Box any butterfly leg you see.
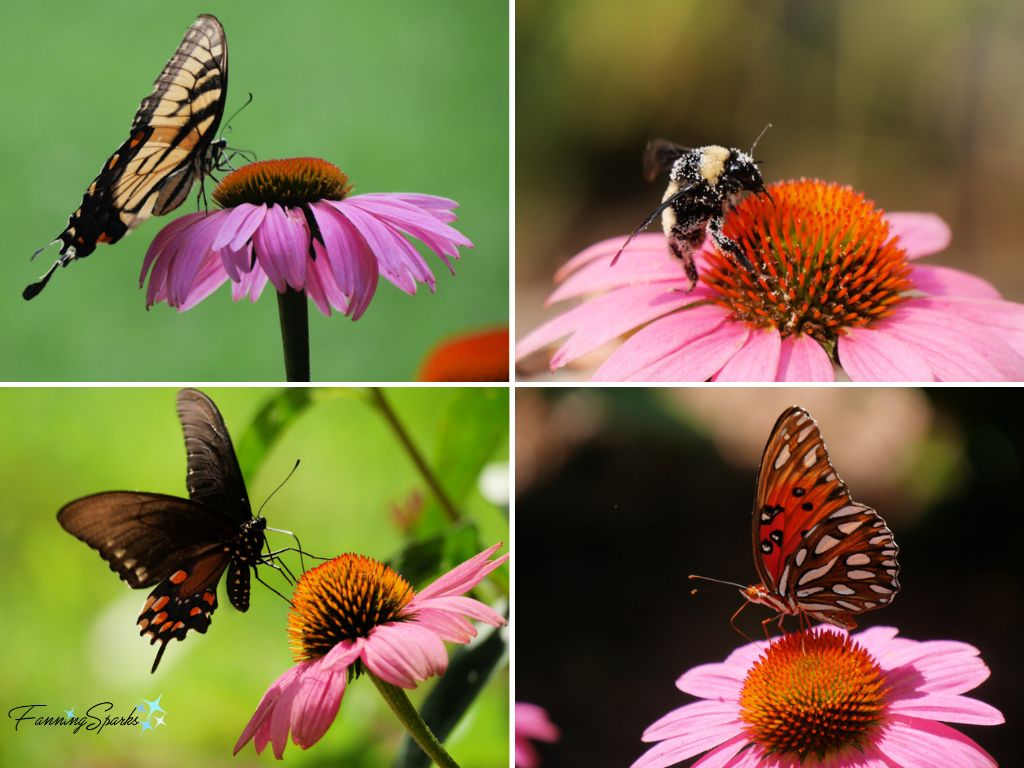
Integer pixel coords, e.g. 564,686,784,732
252,569,294,608
728,601,756,645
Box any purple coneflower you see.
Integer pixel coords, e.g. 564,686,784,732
234,544,507,762
633,626,1002,768
515,702,560,768
517,179,1024,381
142,157,472,380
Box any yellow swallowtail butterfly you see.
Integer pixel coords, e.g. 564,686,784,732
25,14,229,300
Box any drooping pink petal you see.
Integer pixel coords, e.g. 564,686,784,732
166,213,224,307
712,327,782,381
592,305,731,381
212,202,266,252
910,265,1002,300
776,333,835,381
359,192,461,224
886,212,952,258
837,326,934,381
309,202,379,319
875,717,998,768
253,204,311,291
515,703,560,741
178,250,229,311
517,285,697,368
288,663,348,749
234,662,305,755
914,296,1024,355
249,204,293,292
361,621,449,688
879,640,991,696
140,211,207,288
328,200,419,294
345,195,473,257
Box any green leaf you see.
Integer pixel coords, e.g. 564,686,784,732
393,622,508,768
414,389,508,537
235,388,316,479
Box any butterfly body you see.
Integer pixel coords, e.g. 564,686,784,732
740,406,900,630
58,389,267,672
25,14,228,300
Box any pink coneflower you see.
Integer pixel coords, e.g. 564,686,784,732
633,626,1003,768
234,544,507,761
515,702,560,768
517,179,1024,381
142,157,471,318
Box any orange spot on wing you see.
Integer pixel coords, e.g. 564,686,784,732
189,607,202,617
129,132,144,148
202,592,215,605
170,570,188,584
142,596,155,612
152,612,168,624
96,233,113,244
172,621,185,630
107,154,119,170
138,619,150,629
159,622,174,633
152,596,170,611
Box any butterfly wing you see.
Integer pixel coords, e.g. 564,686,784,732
57,491,237,588
138,548,230,672
753,407,900,628
176,388,251,523
24,14,228,300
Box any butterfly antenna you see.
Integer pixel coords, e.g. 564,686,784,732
688,574,748,594
222,91,254,135
257,460,301,520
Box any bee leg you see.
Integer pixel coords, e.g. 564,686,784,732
708,218,755,274
667,238,699,292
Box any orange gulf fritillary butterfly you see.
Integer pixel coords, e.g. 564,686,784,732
723,406,901,630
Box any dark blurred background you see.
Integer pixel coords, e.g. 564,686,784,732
515,387,1022,767
516,1,1024,337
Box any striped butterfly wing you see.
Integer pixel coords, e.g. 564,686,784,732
24,14,227,300
752,407,900,629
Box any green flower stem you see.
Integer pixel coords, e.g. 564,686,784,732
370,674,461,768
369,388,461,523
277,288,310,382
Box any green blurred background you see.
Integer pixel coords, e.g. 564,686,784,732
517,0,1024,336
0,387,508,767
516,387,1022,766
3,1,508,381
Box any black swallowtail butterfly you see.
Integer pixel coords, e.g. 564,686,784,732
58,388,269,673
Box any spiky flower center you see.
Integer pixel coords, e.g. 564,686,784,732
214,157,353,208
738,629,889,760
704,179,914,352
287,554,414,662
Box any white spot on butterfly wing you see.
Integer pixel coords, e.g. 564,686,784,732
803,447,818,468
832,584,855,595
794,548,808,567
847,570,875,580
774,445,791,470
846,554,870,566
837,520,863,534
797,556,839,586
814,535,841,555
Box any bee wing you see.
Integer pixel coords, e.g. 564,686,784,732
643,139,690,182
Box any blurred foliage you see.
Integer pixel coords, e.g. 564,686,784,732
516,387,1022,767
0,387,508,767
517,0,1024,332
3,0,507,381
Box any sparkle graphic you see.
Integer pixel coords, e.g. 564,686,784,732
63,708,75,719
137,694,168,734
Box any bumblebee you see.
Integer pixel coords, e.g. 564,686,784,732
612,128,772,290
